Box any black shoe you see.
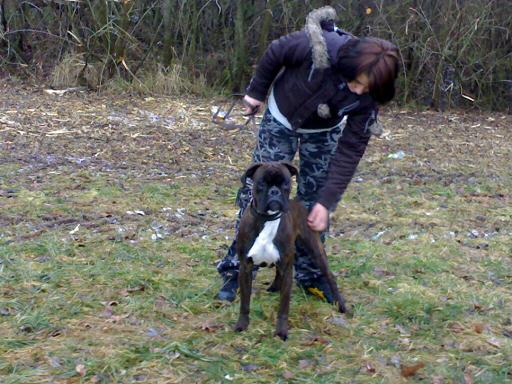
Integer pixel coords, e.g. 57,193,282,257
215,272,238,302
298,276,335,304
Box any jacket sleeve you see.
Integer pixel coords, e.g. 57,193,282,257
246,31,310,101
316,108,377,211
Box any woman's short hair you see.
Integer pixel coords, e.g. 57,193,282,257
335,37,400,104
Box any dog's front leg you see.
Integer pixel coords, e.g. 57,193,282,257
275,256,293,341
234,258,253,332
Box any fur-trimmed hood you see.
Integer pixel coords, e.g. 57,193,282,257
305,6,337,69
303,7,381,136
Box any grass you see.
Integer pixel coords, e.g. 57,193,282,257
2,177,510,383
1,85,511,383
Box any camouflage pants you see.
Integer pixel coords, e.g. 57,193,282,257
217,109,343,283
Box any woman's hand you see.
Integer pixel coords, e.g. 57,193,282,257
243,95,264,115
307,203,329,232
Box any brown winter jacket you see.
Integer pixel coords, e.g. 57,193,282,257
246,6,379,211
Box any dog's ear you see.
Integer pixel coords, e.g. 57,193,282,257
281,162,298,178
241,163,263,184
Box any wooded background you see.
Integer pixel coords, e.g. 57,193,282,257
0,0,510,110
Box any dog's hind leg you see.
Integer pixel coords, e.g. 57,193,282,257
235,258,253,332
267,266,282,292
301,233,347,313
318,253,347,313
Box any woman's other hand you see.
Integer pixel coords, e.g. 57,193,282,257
307,203,329,232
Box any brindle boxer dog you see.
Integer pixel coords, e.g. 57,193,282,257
234,162,346,340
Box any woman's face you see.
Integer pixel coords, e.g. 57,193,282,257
347,73,370,95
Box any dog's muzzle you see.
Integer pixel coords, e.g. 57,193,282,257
266,186,284,212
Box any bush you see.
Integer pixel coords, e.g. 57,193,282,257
1,0,510,109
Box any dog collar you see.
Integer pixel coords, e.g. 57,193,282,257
250,201,282,221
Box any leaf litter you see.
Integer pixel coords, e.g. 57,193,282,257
1,81,511,382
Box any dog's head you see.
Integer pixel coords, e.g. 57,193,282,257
241,162,298,215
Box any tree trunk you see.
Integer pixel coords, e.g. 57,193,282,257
162,0,174,67
186,0,198,67
233,0,248,91
113,0,131,78
3,0,26,62
257,0,274,58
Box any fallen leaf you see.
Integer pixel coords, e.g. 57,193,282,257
283,370,294,379
473,322,485,334
448,322,465,333
389,354,401,368
241,364,258,372
107,314,129,323
463,366,474,384
127,285,146,293
20,325,33,333
100,306,113,318
75,364,86,377
486,337,501,348
400,362,425,377
302,335,329,346
200,321,223,333
299,359,312,369
365,361,376,373
431,375,444,384
395,324,409,335
48,328,63,337
119,284,146,297
80,322,92,329
47,356,62,368
373,267,394,277
69,224,80,234
146,328,161,337
328,314,349,328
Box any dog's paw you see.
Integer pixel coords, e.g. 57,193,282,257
274,329,288,341
338,301,347,313
234,320,249,332
337,301,354,318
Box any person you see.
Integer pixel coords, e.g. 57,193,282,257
216,6,400,303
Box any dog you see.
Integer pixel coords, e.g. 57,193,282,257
234,162,346,340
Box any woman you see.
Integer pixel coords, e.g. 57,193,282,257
216,6,400,302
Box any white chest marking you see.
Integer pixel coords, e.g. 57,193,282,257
248,219,281,266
